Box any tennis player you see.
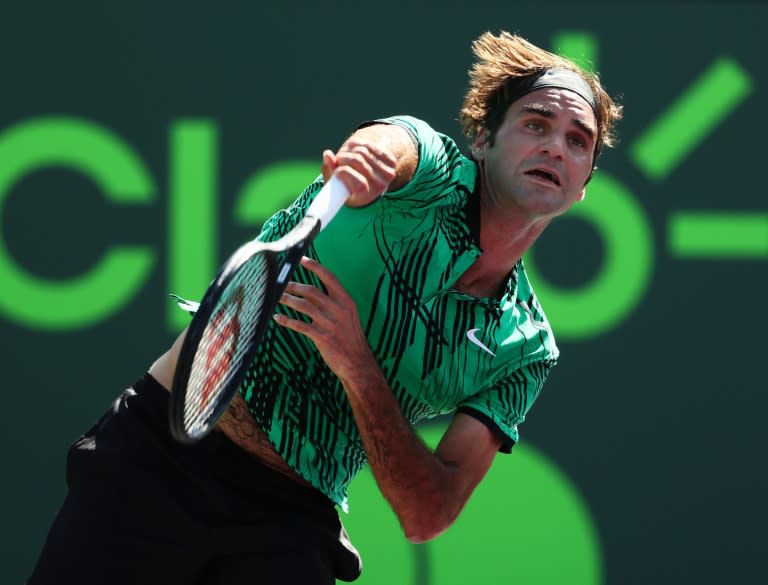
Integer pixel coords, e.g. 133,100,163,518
29,31,622,584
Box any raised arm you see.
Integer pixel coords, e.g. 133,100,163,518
320,123,419,207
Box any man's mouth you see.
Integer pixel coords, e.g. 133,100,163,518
524,169,561,186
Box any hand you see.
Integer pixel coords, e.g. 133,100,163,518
321,136,397,205
273,256,376,386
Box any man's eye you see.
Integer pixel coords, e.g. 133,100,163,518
569,135,586,148
526,121,543,131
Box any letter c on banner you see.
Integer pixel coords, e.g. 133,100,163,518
0,118,155,330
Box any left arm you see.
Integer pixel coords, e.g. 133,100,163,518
274,257,503,542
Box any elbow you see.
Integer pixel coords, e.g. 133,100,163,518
406,531,440,545
397,474,468,543
403,509,456,544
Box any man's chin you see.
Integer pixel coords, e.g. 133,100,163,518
522,193,570,218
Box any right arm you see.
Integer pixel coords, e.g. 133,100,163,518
321,122,419,207
149,122,417,386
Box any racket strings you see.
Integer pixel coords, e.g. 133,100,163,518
183,254,272,438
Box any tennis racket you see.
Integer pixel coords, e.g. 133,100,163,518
168,174,350,444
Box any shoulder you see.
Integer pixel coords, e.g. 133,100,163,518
362,115,461,160
362,116,473,203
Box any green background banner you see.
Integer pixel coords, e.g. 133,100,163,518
2,1,766,583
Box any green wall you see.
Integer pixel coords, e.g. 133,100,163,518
2,1,766,583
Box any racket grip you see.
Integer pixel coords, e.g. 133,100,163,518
306,174,351,230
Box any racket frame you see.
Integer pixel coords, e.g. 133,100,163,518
169,175,349,444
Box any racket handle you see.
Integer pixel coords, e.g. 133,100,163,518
306,174,351,230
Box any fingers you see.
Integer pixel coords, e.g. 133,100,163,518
272,257,370,383
273,279,337,335
341,139,397,174
320,150,337,183
276,289,332,328
281,282,328,312
296,256,347,298
273,258,351,329
272,308,314,336
329,139,397,198
272,278,330,337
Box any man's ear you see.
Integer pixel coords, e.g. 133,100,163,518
471,128,489,160
576,187,587,202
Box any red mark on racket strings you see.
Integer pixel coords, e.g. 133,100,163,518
199,287,244,410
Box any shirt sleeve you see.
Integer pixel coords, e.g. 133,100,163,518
457,359,555,453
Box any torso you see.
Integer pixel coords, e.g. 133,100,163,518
148,333,312,488
232,116,557,507
151,116,557,508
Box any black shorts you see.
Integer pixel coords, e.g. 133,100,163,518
27,373,362,585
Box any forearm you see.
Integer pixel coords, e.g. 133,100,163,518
339,361,461,543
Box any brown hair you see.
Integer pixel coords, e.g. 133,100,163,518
460,31,623,162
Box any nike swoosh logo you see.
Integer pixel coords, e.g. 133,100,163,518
466,328,496,357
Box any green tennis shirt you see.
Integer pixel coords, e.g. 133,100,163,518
240,115,559,510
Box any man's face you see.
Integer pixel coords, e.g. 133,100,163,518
474,87,597,220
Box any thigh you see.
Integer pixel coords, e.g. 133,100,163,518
201,550,335,585
28,479,208,585
202,512,361,584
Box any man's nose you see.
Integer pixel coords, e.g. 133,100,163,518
539,134,566,159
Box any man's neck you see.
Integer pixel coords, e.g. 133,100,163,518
453,215,548,298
